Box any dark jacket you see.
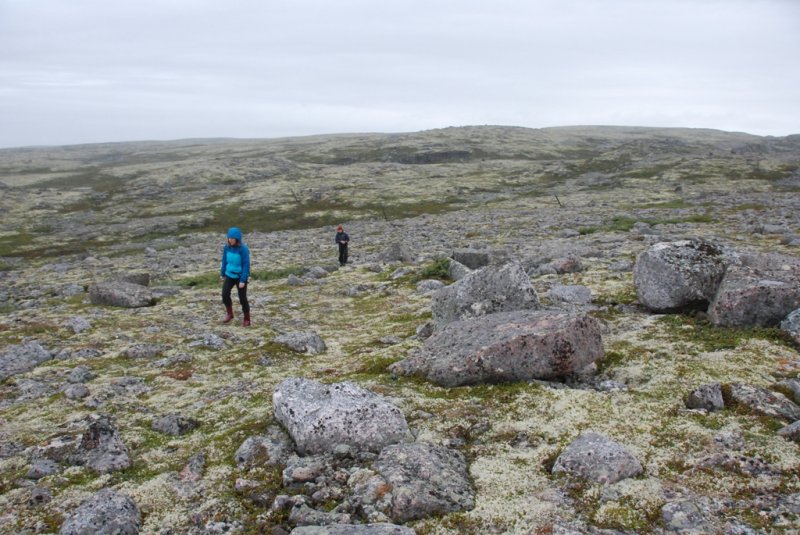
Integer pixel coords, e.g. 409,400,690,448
335,231,349,245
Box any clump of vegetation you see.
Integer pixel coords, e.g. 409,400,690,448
416,258,451,281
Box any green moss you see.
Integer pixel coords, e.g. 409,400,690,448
656,315,793,352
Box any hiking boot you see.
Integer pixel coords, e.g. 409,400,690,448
222,305,234,324
242,312,251,327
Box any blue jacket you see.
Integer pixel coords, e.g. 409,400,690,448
221,243,250,283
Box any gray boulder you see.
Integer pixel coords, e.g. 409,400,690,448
633,239,726,312
380,242,414,263
63,316,92,334
778,421,800,443
125,344,165,359
291,525,415,535
447,259,472,281
389,310,604,387
661,500,713,533
451,248,491,269
686,383,724,412
273,378,410,455
71,417,131,473
726,383,800,422
416,279,445,294
777,378,800,404
374,442,474,522
552,432,643,484
780,309,800,345
151,413,199,436
431,261,540,330
234,426,293,469
89,281,155,308
548,284,593,305
68,365,95,384
274,332,326,354
59,488,141,535
64,384,90,400
708,265,800,327
0,341,52,382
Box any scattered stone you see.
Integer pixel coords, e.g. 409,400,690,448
71,416,131,473
379,336,402,345
89,280,155,308
306,266,329,279
273,378,410,455
64,384,90,400
552,432,643,484
686,383,724,412
68,365,95,384
416,279,445,294
726,383,800,422
380,243,414,263
633,239,727,312
548,284,592,305
430,261,540,329
282,455,327,486
58,488,141,535
152,413,199,436
290,525,415,535
188,333,226,350
288,274,305,286
697,452,775,476
26,460,59,479
234,427,294,469
288,504,351,527
549,256,583,274
374,442,474,522
0,341,52,382
451,248,490,269
661,499,713,533
777,378,800,404
63,316,92,334
274,332,326,354
390,310,604,387
777,421,800,443
125,344,165,359
780,309,800,345
609,260,633,272
179,452,205,482
29,486,53,507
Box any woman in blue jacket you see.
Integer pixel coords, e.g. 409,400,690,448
220,227,251,326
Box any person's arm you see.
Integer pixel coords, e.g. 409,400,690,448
239,245,250,284
220,246,227,278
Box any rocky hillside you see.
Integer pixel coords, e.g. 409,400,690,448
1,126,800,534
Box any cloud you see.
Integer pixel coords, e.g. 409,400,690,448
1,0,798,147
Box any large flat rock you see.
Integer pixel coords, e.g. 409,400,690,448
273,378,410,455
389,310,604,387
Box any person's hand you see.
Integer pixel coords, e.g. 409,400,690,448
220,276,225,281
239,282,246,289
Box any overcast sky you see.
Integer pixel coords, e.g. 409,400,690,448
1,0,798,148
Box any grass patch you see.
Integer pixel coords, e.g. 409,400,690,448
655,315,792,352
175,266,305,288
415,258,451,281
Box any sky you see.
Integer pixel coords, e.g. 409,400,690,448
1,0,799,148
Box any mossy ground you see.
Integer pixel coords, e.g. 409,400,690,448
2,128,800,533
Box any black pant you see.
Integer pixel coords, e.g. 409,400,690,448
338,243,348,265
222,276,249,313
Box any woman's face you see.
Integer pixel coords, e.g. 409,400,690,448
227,237,237,246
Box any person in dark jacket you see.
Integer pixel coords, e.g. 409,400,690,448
335,224,349,266
220,227,251,326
